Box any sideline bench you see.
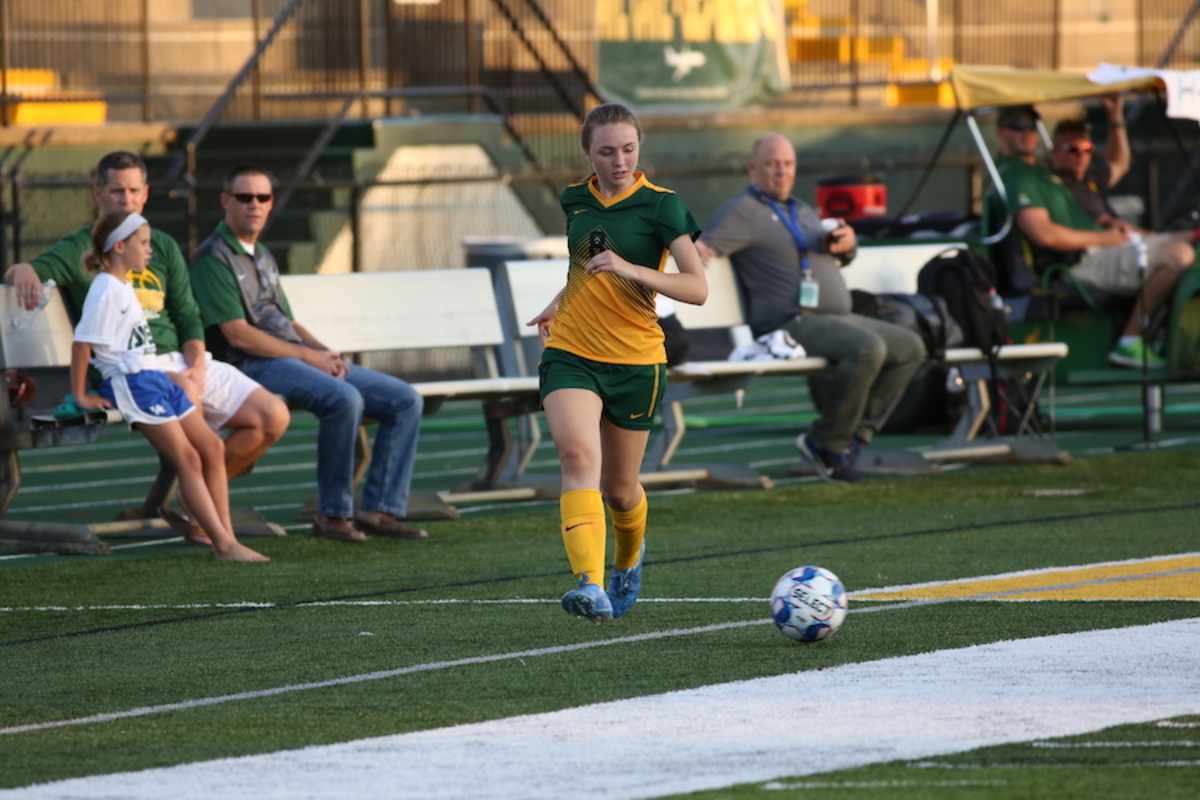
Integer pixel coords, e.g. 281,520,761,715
0,269,545,555
494,248,1070,483
278,269,541,503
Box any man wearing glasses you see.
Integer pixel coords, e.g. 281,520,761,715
5,152,290,542
995,104,1193,368
1048,94,1131,230
190,164,428,543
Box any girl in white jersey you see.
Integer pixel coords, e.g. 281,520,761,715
71,211,269,562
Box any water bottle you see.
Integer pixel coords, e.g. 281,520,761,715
12,279,56,330
1130,231,1149,272
945,366,967,426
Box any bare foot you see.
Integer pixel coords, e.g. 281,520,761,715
213,542,271,562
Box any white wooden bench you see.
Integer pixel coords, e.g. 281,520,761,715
496,247,1070,479
278,269,542,503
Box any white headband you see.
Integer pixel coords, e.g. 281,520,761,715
103,213,148,254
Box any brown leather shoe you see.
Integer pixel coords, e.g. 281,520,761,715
354,510,429,540
313,515,367,543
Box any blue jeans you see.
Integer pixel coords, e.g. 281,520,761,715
238,357,423,518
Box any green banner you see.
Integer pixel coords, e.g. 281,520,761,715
596,0,789,109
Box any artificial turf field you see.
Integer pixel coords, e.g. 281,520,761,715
1,377,1198,798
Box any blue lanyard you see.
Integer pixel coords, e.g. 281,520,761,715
755,186,811,275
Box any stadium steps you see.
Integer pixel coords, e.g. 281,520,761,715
144,119,375,273
145,115,552,274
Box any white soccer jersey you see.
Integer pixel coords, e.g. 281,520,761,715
74,272,156,380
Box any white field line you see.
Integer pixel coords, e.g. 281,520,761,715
0,617,778,736
7,549,1199,601
0,601,920,737
4,595,1199,613
0,598,769,611
2,618,1196,800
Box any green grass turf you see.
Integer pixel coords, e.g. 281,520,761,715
1,445,1199,791
2,372,1199,793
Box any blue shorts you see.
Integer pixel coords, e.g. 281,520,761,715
99,370,195,428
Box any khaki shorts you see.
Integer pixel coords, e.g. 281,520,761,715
1075,233,1176,295
538,348,665,431
143,351,262,431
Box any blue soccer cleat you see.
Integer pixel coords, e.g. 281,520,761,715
608,541,645,618
561,576,613,623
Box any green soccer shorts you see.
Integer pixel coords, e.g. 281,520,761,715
538,348,666,431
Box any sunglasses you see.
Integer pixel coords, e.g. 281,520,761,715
1055,142,1094,155
1004,120,1038,132
230,193,273,204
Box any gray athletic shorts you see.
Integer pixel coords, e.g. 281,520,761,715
144,351,261,431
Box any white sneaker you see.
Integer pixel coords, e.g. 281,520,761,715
756,329,806,359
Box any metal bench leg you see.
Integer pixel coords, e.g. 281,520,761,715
115,453,179,522
475,403,517,489
0,450,19,519
643,400,686,470
513,412,541,476
950,377,991,443
353,423,372,490
658,400,687,467
472,397,542,489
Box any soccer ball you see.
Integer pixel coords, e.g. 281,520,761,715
769,565,848,643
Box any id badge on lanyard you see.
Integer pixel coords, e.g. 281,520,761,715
799,272,819,308
764,192,819,309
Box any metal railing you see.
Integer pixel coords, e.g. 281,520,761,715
2,2,1199,128
3,1,1200,272
0,153,986,271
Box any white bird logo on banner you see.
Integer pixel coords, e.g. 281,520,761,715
664,45,706,81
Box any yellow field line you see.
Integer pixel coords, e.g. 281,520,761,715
854,553,1200,602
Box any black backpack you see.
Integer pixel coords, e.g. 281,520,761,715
849,290,964,360
917,247,1008,353
918,247,1044,436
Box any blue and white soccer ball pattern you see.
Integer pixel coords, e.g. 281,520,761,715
769,565,848,643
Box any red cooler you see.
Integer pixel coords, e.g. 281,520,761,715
815,174,887,220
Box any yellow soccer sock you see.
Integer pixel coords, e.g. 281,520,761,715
560,489,606,586
609,487,647,572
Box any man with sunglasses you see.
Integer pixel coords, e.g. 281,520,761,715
996,105,1193,368
190,164,428,543
5,152,290,542
1049,95,1131,229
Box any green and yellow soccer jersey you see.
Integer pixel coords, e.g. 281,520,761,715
546,172,699,365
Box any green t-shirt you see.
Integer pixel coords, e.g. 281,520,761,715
29,225,204,356
997,154,1101,269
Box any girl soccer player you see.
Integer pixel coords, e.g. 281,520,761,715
70,211,269,562
527,104,707,621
